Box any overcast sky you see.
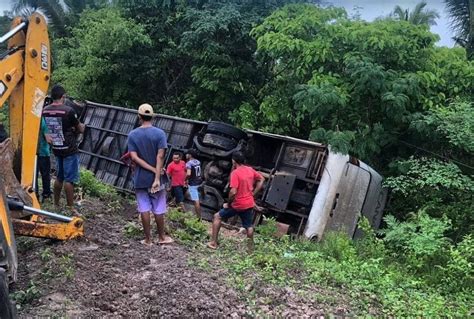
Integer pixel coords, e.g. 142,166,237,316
1,0,454,46
329,0,454,47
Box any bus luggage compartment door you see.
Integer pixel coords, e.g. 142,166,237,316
325,163,370,238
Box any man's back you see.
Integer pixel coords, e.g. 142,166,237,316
128,126,167,189
42,103,79,157
230,165,262,211
186,159,202,186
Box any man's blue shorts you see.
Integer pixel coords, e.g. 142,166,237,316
56,153,79,184
188,185,200,201
219,207,254,229
171,186,185,203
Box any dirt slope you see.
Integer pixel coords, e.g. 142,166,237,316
12,199,352,318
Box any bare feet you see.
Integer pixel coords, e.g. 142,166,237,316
158,236,174,245
140,239,152,246
207,242,218,250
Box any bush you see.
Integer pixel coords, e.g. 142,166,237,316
440,234,474,293
124,221,142,239
167,209,207,244
209,211,473,316
79,169,119,201
381,211,451,271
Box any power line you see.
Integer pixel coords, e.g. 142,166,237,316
399,140,474,170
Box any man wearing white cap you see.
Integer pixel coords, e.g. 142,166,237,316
127,103,173,245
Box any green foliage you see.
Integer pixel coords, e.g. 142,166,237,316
444,0,473,59
167,209,207,243
439,234,474,293
123,221,142,239
53,7,152,105
21,2,473,314
422,101,474,153
205,213,473,316
385,157,474,195
248,4,458,160
255,217,278,237
389,1,440,26
39,247,53,262
58,253,75,279
11,281,40,306
382,212,451,270
385,158,474,239
78,169,119,201
0,105,8,134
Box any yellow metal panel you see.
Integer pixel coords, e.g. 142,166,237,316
0,51,24,107
12,217,84,240
6,17,26,164
20,13,51,188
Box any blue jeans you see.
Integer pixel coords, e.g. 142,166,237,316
56,153,79,184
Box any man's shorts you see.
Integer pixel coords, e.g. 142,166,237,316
219,207,254,229
56,153,79,184
136,189,167,215
171,186,185,203
188,185,200,201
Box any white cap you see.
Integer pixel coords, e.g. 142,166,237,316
138,103,154,116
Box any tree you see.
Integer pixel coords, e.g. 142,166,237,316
12,0,67,35
11,0,107,36
444,0,473,59
52,8,152,105
248,4,474,240
0,12,13,50
391,1,440,26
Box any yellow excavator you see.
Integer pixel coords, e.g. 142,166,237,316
0,13,84,317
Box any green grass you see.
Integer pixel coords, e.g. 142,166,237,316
123,221,142,239
11,280,40,307
78,169,120,201
167,210,473,316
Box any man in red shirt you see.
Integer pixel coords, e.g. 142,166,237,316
166,153,186,211
208,151,264,250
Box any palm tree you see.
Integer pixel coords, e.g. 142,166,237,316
11,0,106,36
444,0,473,59
391,1,440,26
12,0,67,35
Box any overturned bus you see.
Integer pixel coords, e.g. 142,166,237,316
77,101,387,240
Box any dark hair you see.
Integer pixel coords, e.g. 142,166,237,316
172,152,181,157
51,84,66,101
186,149,198,158
232,151,245,164
139,114,152,122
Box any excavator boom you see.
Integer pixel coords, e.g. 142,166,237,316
0,14,84,308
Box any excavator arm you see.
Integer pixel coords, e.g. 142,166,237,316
0,13,84,290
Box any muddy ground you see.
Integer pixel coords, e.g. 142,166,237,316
12,199,354,318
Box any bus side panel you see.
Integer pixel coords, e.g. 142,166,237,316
303,151,348,240
353,163,388,238
324,163,371,237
